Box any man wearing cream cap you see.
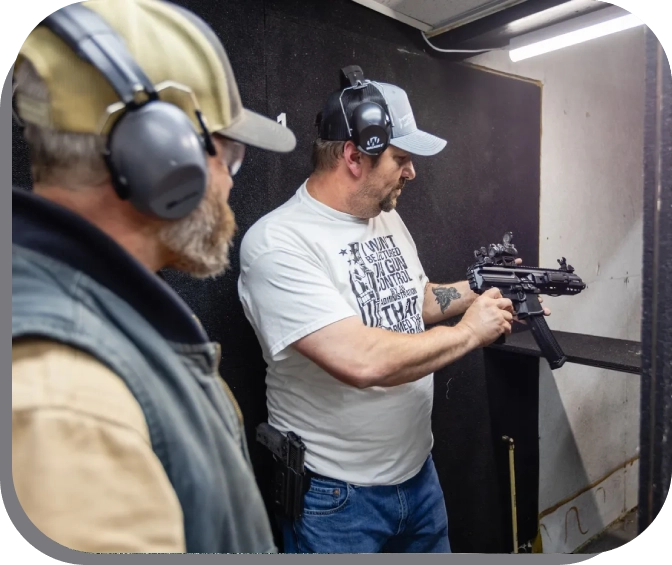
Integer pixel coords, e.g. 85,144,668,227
12,0,295,554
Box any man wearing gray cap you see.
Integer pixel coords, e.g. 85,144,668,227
238,66,518,553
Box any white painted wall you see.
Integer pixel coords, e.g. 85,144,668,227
469,25,646,553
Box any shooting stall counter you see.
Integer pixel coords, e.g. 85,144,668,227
489,331,641,375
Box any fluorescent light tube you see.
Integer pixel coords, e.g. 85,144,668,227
509,7,645,62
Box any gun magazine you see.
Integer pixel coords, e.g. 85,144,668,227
528,315,567,369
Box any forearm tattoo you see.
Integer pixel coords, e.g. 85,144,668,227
432,286,462,314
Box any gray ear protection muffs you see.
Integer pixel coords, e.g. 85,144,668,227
39,3,216,220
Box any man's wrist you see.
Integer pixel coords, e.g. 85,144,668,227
454,321,480,351
464,288,478,306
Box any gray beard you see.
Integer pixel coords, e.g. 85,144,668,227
158,184,237,279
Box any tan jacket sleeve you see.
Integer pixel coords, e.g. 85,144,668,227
12,339,186,553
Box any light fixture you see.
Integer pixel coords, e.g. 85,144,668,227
508,5,645,62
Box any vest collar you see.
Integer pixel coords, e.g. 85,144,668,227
13,188,209,345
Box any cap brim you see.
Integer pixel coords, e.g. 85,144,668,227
390,130,447,156
219,108,297,152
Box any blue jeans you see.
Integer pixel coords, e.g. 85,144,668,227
280,454,451,553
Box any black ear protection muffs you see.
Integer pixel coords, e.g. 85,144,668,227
38,3,216,220
338,66,392,156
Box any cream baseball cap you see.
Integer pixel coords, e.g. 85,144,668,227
14,0,296,152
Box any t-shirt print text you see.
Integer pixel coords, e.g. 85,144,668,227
339,235,424,334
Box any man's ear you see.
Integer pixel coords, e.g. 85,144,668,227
343,140,364,179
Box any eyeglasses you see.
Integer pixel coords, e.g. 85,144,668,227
213,135,246,177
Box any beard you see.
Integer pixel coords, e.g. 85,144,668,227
379,178,407,212
158,175,237,279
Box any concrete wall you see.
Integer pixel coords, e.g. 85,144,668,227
469,25,646,553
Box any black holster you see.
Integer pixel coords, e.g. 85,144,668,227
256,423,311,519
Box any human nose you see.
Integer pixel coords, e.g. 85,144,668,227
403,161,416,181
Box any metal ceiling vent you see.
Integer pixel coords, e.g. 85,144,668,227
351,0,530,35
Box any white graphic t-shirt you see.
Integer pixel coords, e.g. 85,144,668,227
238,180,434,486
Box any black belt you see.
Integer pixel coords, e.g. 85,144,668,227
304,467,342,483
304,467,320,482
